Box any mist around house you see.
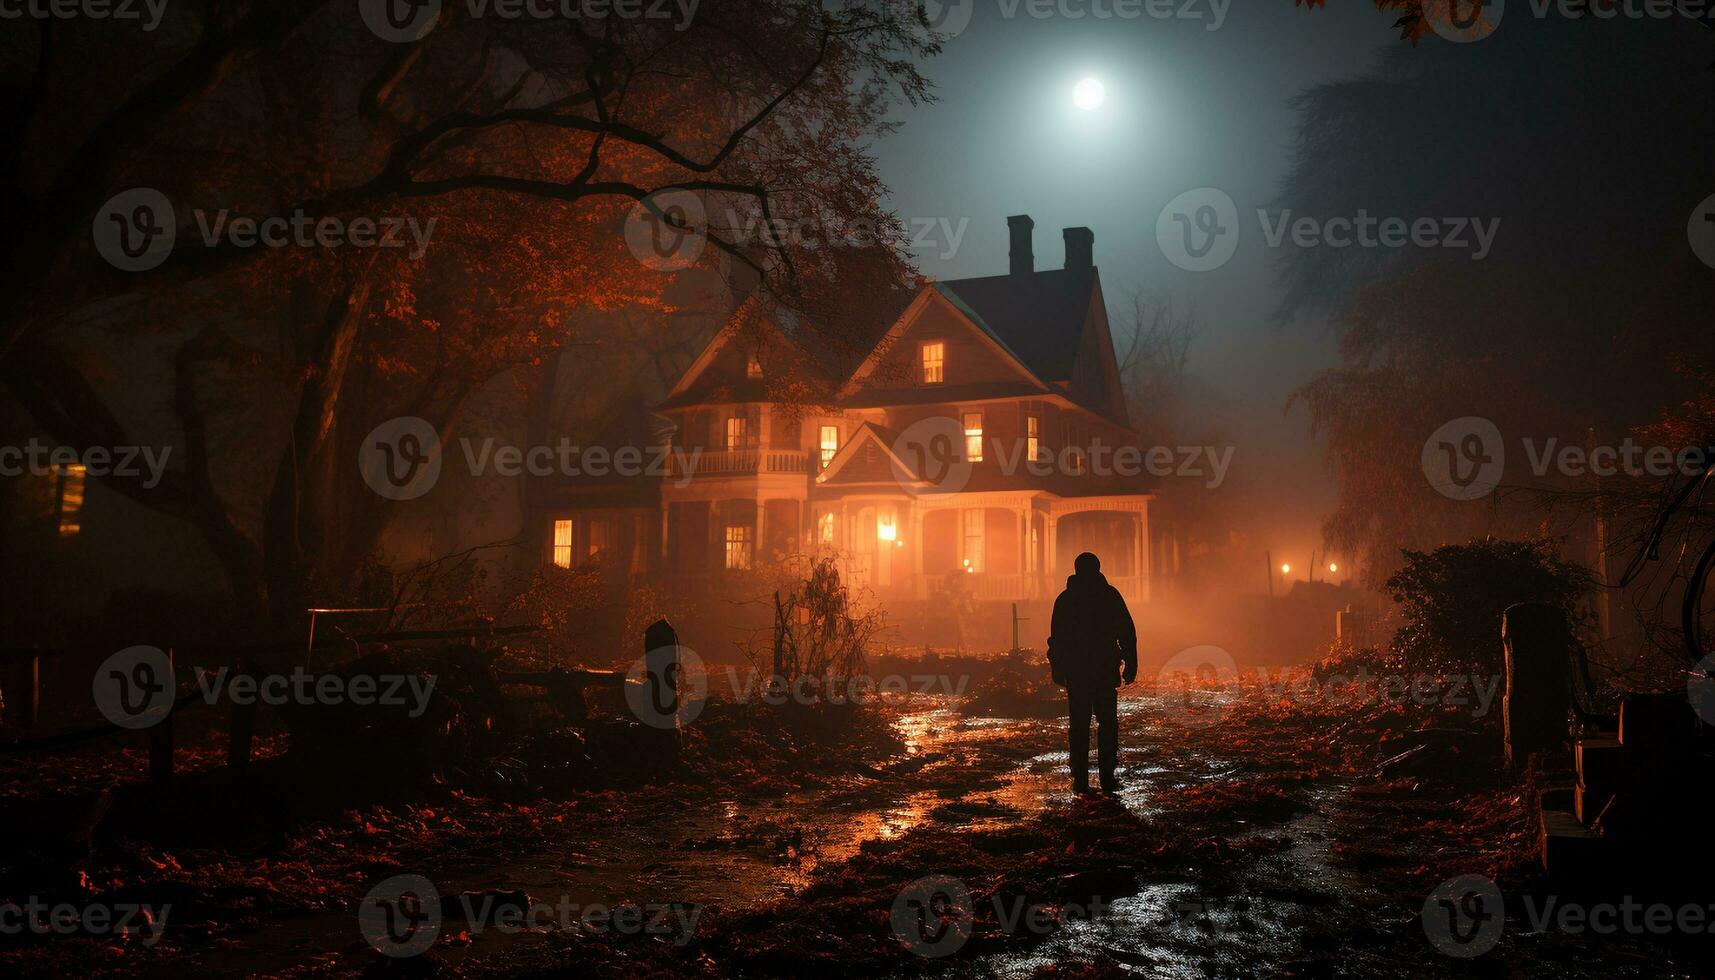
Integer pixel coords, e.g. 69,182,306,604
2,2,1715,978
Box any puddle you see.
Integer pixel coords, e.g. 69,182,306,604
161,691,1348,975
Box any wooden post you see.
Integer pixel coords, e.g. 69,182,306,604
148,648,175,784
1502,603,1573,772
642,619,683,761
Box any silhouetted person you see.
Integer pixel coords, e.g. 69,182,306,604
1047,552,1137,795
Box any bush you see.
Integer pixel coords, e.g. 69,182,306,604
1385,538,1594,675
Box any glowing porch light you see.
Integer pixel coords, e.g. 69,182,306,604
1281,563,1291,575
878,519,897,542
1328,562,1339,573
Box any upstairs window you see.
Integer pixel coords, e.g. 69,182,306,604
725,415,748,451
1026,414,1042,463
552,519,574,568
746,350,763,379
963,412,984,463
725,525,753,570
921,341,945,384
819,425,840,469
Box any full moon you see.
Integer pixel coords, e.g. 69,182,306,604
1073,77,1105,111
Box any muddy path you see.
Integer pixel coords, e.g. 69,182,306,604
117,694,1289,976
8,687,1703,978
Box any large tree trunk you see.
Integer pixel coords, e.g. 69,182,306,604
260,265,375,629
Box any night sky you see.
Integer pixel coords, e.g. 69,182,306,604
874,3,1399,573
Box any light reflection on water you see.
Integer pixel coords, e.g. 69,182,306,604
433,689,1300,967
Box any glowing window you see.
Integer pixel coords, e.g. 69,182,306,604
1027,414,1042,463
963,412,983,463
921,342,944,384
725,525,753,570
552,519,574,568
725,415,747,451
746,350,763,379
56,464,85,537
819,425,839,469
818,512,835,546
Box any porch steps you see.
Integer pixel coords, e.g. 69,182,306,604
1538,787,1606,877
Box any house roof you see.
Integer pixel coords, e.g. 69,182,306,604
660,256,1127,428
934,266,1098,384
814,421,941,490
660,287,912,411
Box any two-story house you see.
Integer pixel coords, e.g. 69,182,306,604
536,215,1155,613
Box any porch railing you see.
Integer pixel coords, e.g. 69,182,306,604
669,449,809,478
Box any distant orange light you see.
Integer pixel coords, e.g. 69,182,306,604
1328,562,1339,573
1280,563,1291,575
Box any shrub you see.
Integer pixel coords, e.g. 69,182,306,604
1385,538,1594,675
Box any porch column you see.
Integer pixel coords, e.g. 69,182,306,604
756,497,767,565
1136,510,1150,603
912,503,926,599
1045,517,1058,584
1016,507,1027,584
709,501,723,571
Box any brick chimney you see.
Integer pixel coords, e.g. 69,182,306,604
1063,226,1093,272
1007,214,1034,276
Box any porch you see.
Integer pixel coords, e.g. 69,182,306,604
818,491,1151,608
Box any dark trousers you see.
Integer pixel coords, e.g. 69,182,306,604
1067,684,1119,784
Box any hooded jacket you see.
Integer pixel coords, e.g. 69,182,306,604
1047,570,1138,688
